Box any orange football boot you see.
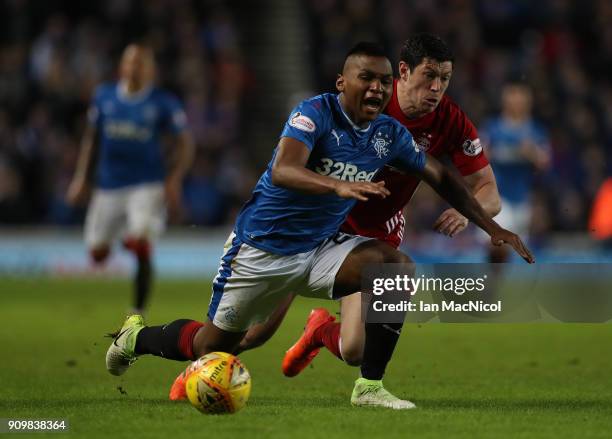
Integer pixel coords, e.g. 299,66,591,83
282,308,335,377
169,362,200,401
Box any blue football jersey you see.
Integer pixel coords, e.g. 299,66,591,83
88,82,187,189
481,117,549,204
234,93,426,255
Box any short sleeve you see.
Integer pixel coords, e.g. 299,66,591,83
448,110,489,176
280,99,326,151
389,124,426,172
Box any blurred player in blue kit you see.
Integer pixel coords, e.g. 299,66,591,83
67,44,194,314
481,82,550,262
106,43,533,409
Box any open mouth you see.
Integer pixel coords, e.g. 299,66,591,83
425,98,438,106
363,96,383,112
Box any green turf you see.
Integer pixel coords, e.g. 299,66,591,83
1,277,611,438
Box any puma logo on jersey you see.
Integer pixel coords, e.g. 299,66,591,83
315,158,377,182
331,129,344,146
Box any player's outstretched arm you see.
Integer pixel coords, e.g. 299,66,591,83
271,137,390,201
433,165,501,237
66,124,99,206
416,155,535,263
165,131,195,213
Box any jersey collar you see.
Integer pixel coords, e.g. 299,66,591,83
117,81,153,104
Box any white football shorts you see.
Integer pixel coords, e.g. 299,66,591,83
84,182,166,248
207,231,372,332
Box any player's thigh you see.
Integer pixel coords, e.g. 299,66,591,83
332,236,413,298
125,183,166,240
208,233,308,333
339,292,365,365
302,233,373,300
84,189,127,249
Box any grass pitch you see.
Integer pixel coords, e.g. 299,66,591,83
1,277,611,438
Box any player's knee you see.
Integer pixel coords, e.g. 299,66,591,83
123,237,152,260
389,251,412,265
192,324,245,359
238,332,267,352
375,246,416,282
192,328,215,358
90,246,110,264
341,346,363,366
377,244,413,265
193,344,212,359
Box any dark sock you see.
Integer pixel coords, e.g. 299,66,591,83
135,319,203,361
134,256,152,311
360,322,403,380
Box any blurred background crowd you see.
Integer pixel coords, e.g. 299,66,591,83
0,0,256,227
0,0,610,247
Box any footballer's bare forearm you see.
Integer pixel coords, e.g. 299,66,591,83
167,131,195,181
440,177,498,234
271,163,339,195
73,125,99,182
272,136,339,195
271,136,388,199
419,158,499,236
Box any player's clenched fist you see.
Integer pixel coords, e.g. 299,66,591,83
334,180,390,201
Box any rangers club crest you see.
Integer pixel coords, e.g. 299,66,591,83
224,306,238,324
372,132,391,158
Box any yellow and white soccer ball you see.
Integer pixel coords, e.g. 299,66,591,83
185,352,251,414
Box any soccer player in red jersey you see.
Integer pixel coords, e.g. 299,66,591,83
344,35,499,248
281,33,502,377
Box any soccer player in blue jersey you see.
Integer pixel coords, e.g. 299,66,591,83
106,43,533,409
481,82,550,262
67,44,194,314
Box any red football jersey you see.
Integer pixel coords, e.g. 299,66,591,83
341,79,489,248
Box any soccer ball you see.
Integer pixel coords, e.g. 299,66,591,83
185,352,252,414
